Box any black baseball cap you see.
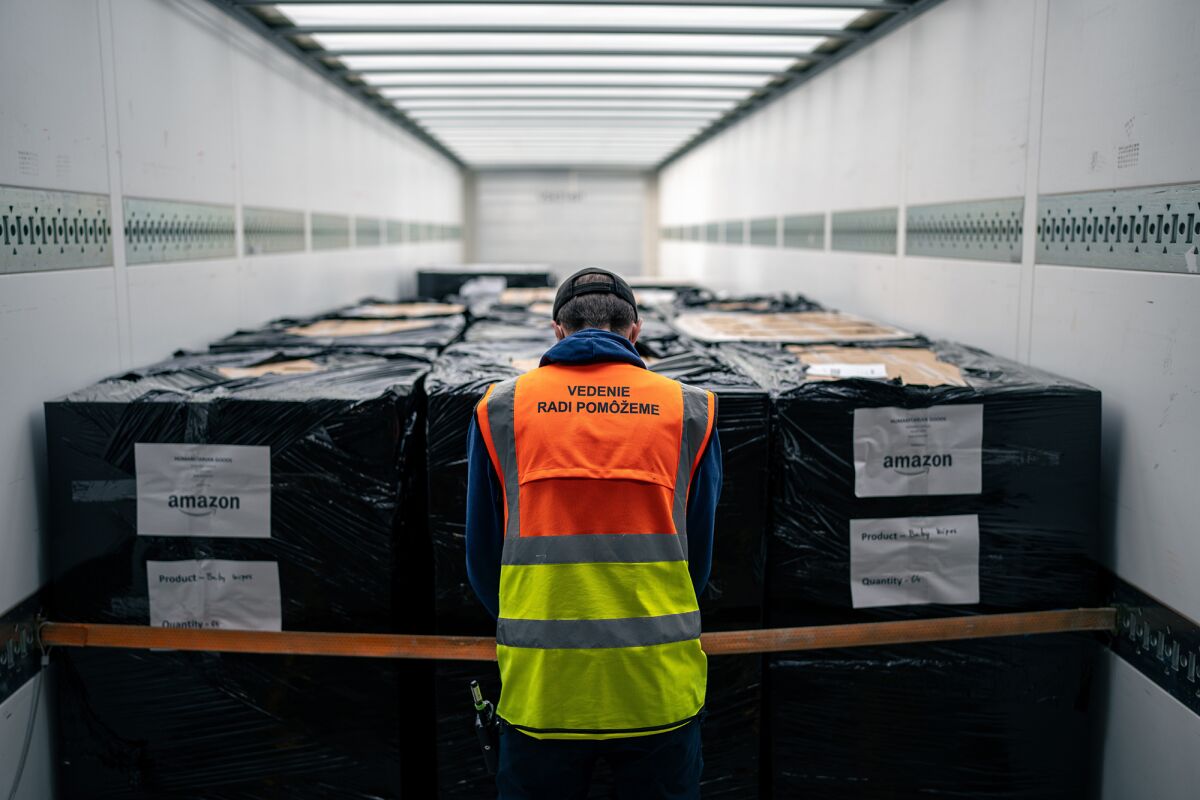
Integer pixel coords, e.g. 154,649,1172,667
552,268,639,322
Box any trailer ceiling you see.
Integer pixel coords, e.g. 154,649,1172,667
221,1,934,170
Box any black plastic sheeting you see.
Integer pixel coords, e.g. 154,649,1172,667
425,341,535,636
635,311,697,359
462,316,558,346
424,342,768,798
42,284,1107,799
464,308,695,361
45,352,435,798
468,303,695,360
417,267,554,301
677,291,824,313
56,648,410,799
113,348,382,386
767,635,1097,799
722,340,1101,620
720,339,1100,799
328,298,467,320
209,313,464,356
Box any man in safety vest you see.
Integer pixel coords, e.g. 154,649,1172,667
465,268,723,799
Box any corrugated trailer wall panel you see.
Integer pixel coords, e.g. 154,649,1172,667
659,1,1200,798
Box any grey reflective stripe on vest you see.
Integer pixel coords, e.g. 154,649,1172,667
501,533,686,566
671,384,713,544
483,378,521,539
497,610,701,649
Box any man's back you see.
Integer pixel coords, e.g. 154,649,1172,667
465,269,722,799
476,357,714,738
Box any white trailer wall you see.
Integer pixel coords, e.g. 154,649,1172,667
659,0,1200,797
0,2,463,797
471,170,649,274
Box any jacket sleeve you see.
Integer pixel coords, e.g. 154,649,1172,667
465,412,505,619
686,425,723,596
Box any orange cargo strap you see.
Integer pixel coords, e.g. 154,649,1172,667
39,608,1115,661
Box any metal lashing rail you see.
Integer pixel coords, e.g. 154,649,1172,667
39,609,1116,661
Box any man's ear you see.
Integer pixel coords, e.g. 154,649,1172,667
628,318,643,345
553,321,568,341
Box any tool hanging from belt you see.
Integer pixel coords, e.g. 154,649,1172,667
470,680,500,775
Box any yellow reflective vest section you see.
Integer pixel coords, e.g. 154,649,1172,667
476,361,716,739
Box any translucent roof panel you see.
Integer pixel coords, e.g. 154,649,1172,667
430,127,703,138
361,72,772,87
257,2,911,168
472,159,670,167
410,109,722,119
429,130,704,139
277,4,863,30
381,86,753,99
432,129,699,141
443,145,690,152
458,146,677,152
434,140,699,148
432,133,700,142
467,150,671,155
452,142,680,150
337,54,800,73
312,32,828,55
446,148,688,156
393,98,738,110
447,154,685,163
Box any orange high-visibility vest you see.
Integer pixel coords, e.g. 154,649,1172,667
475,359,716,739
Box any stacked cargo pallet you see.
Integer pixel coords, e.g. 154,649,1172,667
676,307,1101,798
416,264,555,302
43,277,1101,799
210,301,466,357
45,302,468,798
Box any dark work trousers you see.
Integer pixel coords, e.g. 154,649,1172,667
496,718,703,800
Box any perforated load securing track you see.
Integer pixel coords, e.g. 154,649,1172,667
39,609,1115,660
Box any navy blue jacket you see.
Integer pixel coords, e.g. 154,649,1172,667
465,328,723,619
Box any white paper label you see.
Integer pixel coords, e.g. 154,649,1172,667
807,363,888,379
136,443,271,538
850,515,980,608
852,404,983,497
147,559,282,631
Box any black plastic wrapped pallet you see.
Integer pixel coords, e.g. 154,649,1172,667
45,351,436,798
676,291,824,314
721,340,1102,620
467,306,694,360
635,310,697,359
766,635,1097,799
463,315,559,347
209,312,465,356
625,278,710,309
113,347,382,384
472,282,698,359
424,341,536,799
720,339,1100,800
650,349,769,626
328,298,468,320
424,342,768,798
418,266,554,301
426,342,538,636
640,348,768,800
56,648,409,799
